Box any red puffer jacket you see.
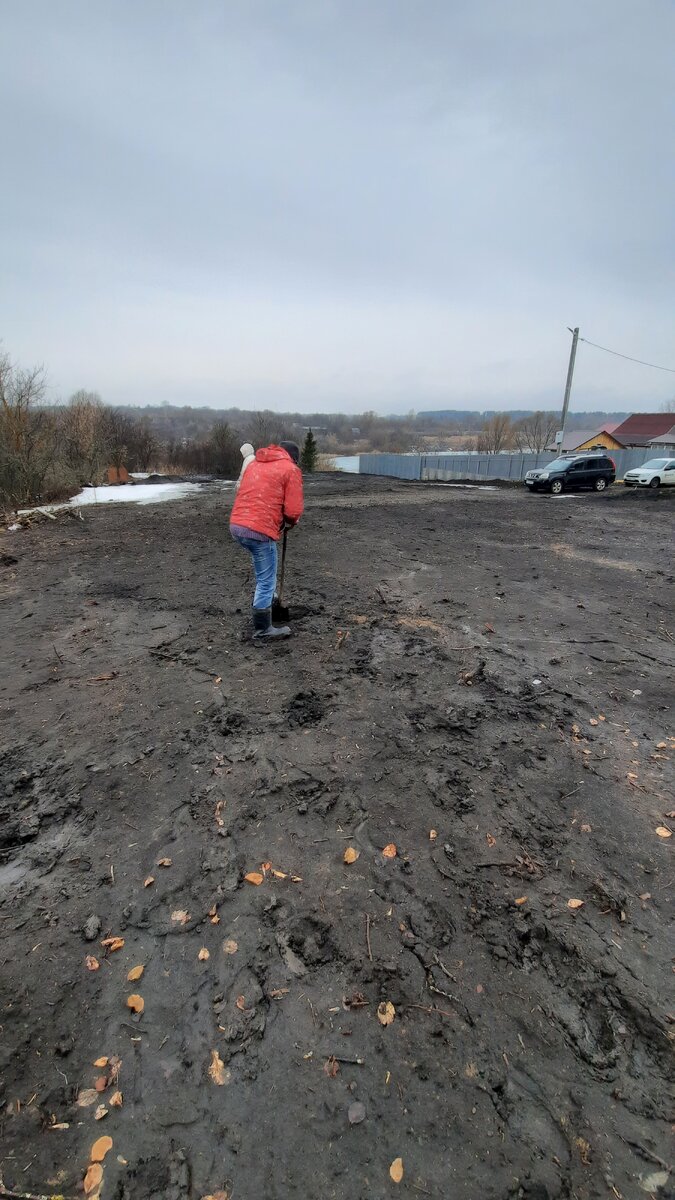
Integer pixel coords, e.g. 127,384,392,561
230,446,304,540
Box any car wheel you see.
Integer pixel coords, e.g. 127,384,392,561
550,479,563,494
594,477,607,491
649,477,660,489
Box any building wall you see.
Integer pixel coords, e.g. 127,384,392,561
574,432,622,451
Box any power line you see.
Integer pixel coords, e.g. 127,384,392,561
579,337,675,375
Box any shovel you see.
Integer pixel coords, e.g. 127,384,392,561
272,529,290,623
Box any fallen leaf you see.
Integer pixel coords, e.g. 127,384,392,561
244,871,264,886
382,843,397,859
222,939,238,955
93,1056,108,1068
290,875,303,883
486,833,496,848
348,1100,366,1125
171,909,190,924
101,936,124,952
377,1000,396,1026
198,948,210,961
214,676,222,686
514,896,528,905
567,899,584,910
108,1055,121,1081
655,826,672,839
390,1157,404,1183
91,671,117,682
76,1088,99,1108
581,823,592,833
261,861,272,872
94,1104,108,1120
269,987,289,999
575,1136,591,1165
656,741,667,749
94,1076,108,1092
343,846,360,864
666,811,675,819
127,965,144,982
598,714,606,721
270,868,288,879
143,875,155,887
157,857,172,867
200,1193,229,1200
627,772,638,780
323,1055,340,1077
110,1090,123,1107
85,956,100,972
484,622,495,634
235,995,246,1011
84,1163,103,1194
126,993,144,1014
344,991,368,1009
48,1121,70,1130
475,984,484,994
208,1049,227,1085
589,718,598,726
429,829,438,840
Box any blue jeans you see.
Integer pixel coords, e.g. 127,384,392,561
234,536,278,609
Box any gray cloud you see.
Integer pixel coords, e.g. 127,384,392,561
1,0,673,412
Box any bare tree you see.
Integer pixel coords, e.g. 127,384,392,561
476,413,515,454
60,390,110,481
513,411,558,452
0,352,58,505
209,421,239,477
245,410,286,447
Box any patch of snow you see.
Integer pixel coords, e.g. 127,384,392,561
72,483,202,505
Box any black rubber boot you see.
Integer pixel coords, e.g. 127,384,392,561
252,607,291,643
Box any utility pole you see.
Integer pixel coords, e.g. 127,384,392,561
558,326,579,452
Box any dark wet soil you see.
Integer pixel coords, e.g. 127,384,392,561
0,474,673,1200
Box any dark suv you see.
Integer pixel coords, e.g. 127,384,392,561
524,454,616,494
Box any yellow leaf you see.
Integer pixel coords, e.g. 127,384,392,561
655,825,672,838
208,1049,228,1085
382,843,397,859
429,829,438,840
343,846,360,864
198,948,210,961
377,1000,396,1026
85,956,100,972
84,1163,103,1194
390,1157,404,1183
101,936,124,952
514,896,528,905
245,872,264,885
270,868,288,879
171,909,190,924
157,857,172,867
127,964,144,982
93,1057,108,1068
94,1104,107,1120
143,875,155,887
110,1090,123,1107
126,993,144,1013
567,899,584,909
222,939,238,955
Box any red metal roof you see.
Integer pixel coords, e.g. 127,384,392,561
611,413,675,446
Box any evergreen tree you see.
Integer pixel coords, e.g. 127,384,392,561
300,428,318,472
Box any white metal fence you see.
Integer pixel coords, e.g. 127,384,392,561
359,449,662,483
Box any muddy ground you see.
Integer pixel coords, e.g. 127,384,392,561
0,474,673,1200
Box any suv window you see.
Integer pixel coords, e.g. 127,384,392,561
569,461,586,471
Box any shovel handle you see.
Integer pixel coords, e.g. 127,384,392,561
277,529,288,603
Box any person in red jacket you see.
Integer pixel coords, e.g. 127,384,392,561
230,442,304,642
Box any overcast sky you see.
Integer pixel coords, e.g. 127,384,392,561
2,0,674,414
